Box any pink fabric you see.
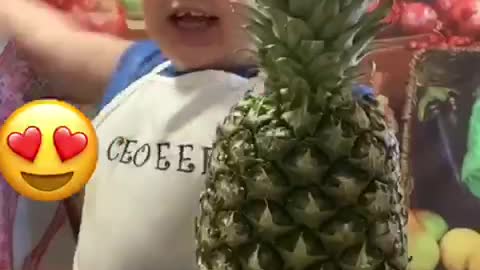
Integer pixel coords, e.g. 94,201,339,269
0,42,74,270
0,42,71,270
0,181,18,270
0,42,34,123
22,205,67,270
0,41,37,270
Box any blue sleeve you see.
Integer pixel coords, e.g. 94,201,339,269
352,84,375,100
99,40,167,110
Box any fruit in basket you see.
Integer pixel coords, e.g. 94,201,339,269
408,234,440,270
415,210,449,241
399,2,440,35
434,0,456,23
440,228,480,270
435,0,455,15
408,210,441,270
450,0,480,37
195,1,408,270
121,0,144,20
468,250,480,270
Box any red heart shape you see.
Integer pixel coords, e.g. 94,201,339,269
7,126,42,162
53,126,88,162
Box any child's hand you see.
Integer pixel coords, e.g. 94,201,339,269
0,0,131,104
1,0,77,36
0,1,24,35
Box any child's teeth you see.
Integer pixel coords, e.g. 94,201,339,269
189,11,205,16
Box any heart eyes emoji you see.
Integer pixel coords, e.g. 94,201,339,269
7,126,88,162
7,127,42,162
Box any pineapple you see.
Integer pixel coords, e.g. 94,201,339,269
195,0,408,269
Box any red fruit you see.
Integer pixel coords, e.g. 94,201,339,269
399,3,440,34
434,0,456,18
448,36,462,46
91,5,128,36
428,34,444,44
408,41,419,49
438,42,449,48
450,0,477,22
385,1,403,24
70,3,127,36
451,0,480,37
44,0,96,11
419,41,429,49
76,0,97,10
44,0,74,10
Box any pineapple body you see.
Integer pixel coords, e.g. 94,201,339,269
196,1,408,269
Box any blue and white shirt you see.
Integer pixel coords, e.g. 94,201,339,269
73,41,375,270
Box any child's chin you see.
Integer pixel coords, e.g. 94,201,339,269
169,22,221,47
172,52,229,71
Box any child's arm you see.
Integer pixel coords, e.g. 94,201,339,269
2,0,132,103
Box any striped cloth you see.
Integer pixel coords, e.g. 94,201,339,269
0,42,77,270
0,41,33,270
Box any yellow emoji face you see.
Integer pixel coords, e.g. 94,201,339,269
0,100,98,201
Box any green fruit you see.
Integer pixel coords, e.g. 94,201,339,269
196,0,408,269
408,233,440,270
416,210,449,241
121,0,144,20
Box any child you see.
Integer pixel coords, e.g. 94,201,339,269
1,1,374,269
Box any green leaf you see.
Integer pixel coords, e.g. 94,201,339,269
282,108,322,137
417,86,457,121
331,24,362,51
285,17,315,49
315,63,347,84
246,21,277,45
297,40,325,64
269,7,289,40
244,97,276,129
288,0,314,19
284,77,312,109
312,0,340,37
313,85,330,111
308,52,341,76
257,0,288,11
307,0,328,29
342,0,354,8
343,34,375,67
275,57,303,78
247,4,271,26
265,44,290,59
322,78,344,90
358,0,392,34
319,0,368,39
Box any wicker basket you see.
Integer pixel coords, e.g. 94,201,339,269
401,45,480,210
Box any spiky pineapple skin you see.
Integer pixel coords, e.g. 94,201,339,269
196,95,408,270
196,0,408,269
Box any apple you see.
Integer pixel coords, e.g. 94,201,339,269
415,210,449,241
440,228,480,270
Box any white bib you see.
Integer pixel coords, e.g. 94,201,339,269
73,62,253,270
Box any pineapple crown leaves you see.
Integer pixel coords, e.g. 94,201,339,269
242,0,392,136
244,0,392,92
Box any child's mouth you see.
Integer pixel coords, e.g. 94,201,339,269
169,10,219,31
